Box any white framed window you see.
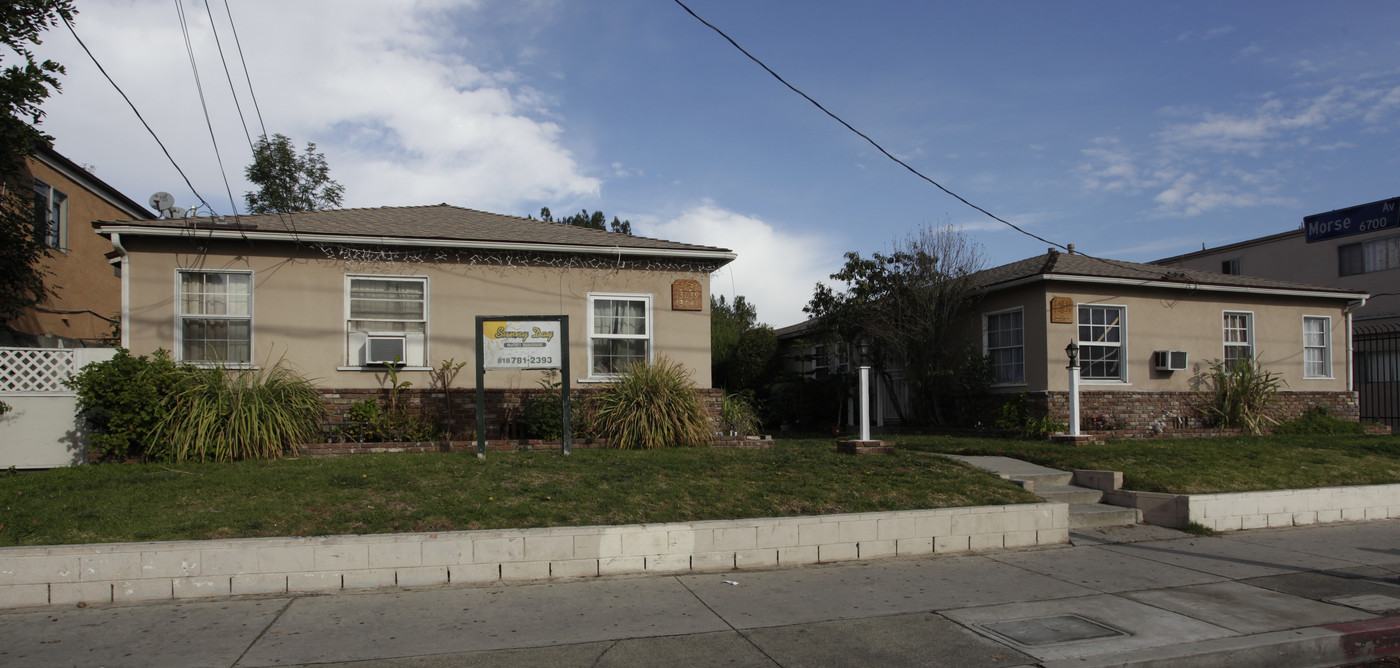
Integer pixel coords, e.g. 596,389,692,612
1223,311,1253,369
984,308,1024,385
811,343,829,378
346,275,428,367
1077,304,1125,381
588,293,651,376
1303,316,1331,379
34,179,67,251
177,270,252,365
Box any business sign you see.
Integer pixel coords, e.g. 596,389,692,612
1303,198,1399,243
480,319,563,369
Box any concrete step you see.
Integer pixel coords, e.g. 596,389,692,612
1069,503,1143,529
1037,485,1104,505
943,455,1073,489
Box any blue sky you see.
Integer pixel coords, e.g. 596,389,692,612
32,1,1400,327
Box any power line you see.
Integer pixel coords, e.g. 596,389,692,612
202,0,255,152
671,0,1066,252
175,0,242,223
60,14,215,215
222,0,267,139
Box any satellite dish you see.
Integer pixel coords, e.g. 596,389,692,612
169,206,187,219
148,192,175,214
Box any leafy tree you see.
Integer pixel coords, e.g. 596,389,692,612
535,207,632,234
0,0,76,325
243,133,344,214
805,226,985,426
710,295,778,393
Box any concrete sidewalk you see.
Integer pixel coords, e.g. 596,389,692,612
3,520,1399,667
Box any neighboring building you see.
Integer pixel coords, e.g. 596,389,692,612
779,248,1369,434
5,145,154,346
92,205,733,390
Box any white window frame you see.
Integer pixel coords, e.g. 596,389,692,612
344,274,429,369
983,307,1025,386
1303,315,1332,379
1223,310,1254,369
34,178,68,251
1077,304,1128,383
175,269,254,366
586,292,653,379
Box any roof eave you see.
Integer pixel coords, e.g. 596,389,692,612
981,273,1368,301
92,225,737,263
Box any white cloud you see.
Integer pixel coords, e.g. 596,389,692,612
642,204,835,328
1176,25,1235,42
34,0,597,215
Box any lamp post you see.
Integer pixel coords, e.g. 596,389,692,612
858,339,871,442
1065,341,1081,437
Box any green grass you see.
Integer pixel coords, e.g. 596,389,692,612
895,434,1400,495
0,440,1038,547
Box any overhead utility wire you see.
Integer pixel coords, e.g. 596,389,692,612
175,0,242,225
222,0,266,138
671,0,1066,252
203,0,254,152
60,15,215,215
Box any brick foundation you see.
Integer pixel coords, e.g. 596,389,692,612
305,386,772,454
1019,390,1362,439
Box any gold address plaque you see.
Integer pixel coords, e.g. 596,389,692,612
672,279,703,311
1050,296,1074,324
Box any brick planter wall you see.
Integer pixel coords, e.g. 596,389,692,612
306,387,772,453
1017,390,1360,439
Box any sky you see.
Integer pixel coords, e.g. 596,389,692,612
26,0,1400,328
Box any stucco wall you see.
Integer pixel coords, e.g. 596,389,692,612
977,281,1354,394
121,238,714,388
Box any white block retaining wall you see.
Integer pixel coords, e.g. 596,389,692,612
1074,471,1400,532
0,503,1067,608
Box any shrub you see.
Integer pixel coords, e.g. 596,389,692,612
590,357,712,449
1195,358,1282,435
520,370,589,440
149,359,324,461
993,391,1066,439
1273,405,1364,435
720,390,762,436
66,348,181,460
0,399,11,416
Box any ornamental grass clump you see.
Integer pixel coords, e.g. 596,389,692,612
590,357,712,449
148,359,324,462
1196,357,1282,436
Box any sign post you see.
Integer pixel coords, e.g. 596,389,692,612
474,315,571,458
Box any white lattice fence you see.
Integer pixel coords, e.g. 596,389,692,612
0,347,76,394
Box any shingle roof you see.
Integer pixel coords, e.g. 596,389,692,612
93,204,733,258
972,250,1366,296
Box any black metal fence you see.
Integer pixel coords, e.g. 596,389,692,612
1354,322,1400,429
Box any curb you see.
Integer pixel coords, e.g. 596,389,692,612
1040,616,1400,668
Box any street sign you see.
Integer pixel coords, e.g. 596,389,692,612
1303,198,1399,243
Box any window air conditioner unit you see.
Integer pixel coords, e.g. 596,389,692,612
1153,350,1188,372
366,335,408,365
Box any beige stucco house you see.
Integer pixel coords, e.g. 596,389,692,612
780,248,1369,434
92,205,734,391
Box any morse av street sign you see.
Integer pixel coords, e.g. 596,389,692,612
474,315,571,456
1303,197,1399,243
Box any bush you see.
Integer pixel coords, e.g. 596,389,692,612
66,348,181,460
720,390,763,436
590,357,712,449
149,360,324,461
993,391,1066,439
1273,406,1364,435
1195,358,1282,435
520,370,589,440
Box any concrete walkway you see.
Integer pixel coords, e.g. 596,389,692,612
3,519,1399,667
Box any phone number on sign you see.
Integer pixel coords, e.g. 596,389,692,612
496,356,555,366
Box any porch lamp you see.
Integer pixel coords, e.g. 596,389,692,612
1065,341,1081,437
857,339,872,442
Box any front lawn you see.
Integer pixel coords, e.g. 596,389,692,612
0,440,1038,547
897,434,1400,495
